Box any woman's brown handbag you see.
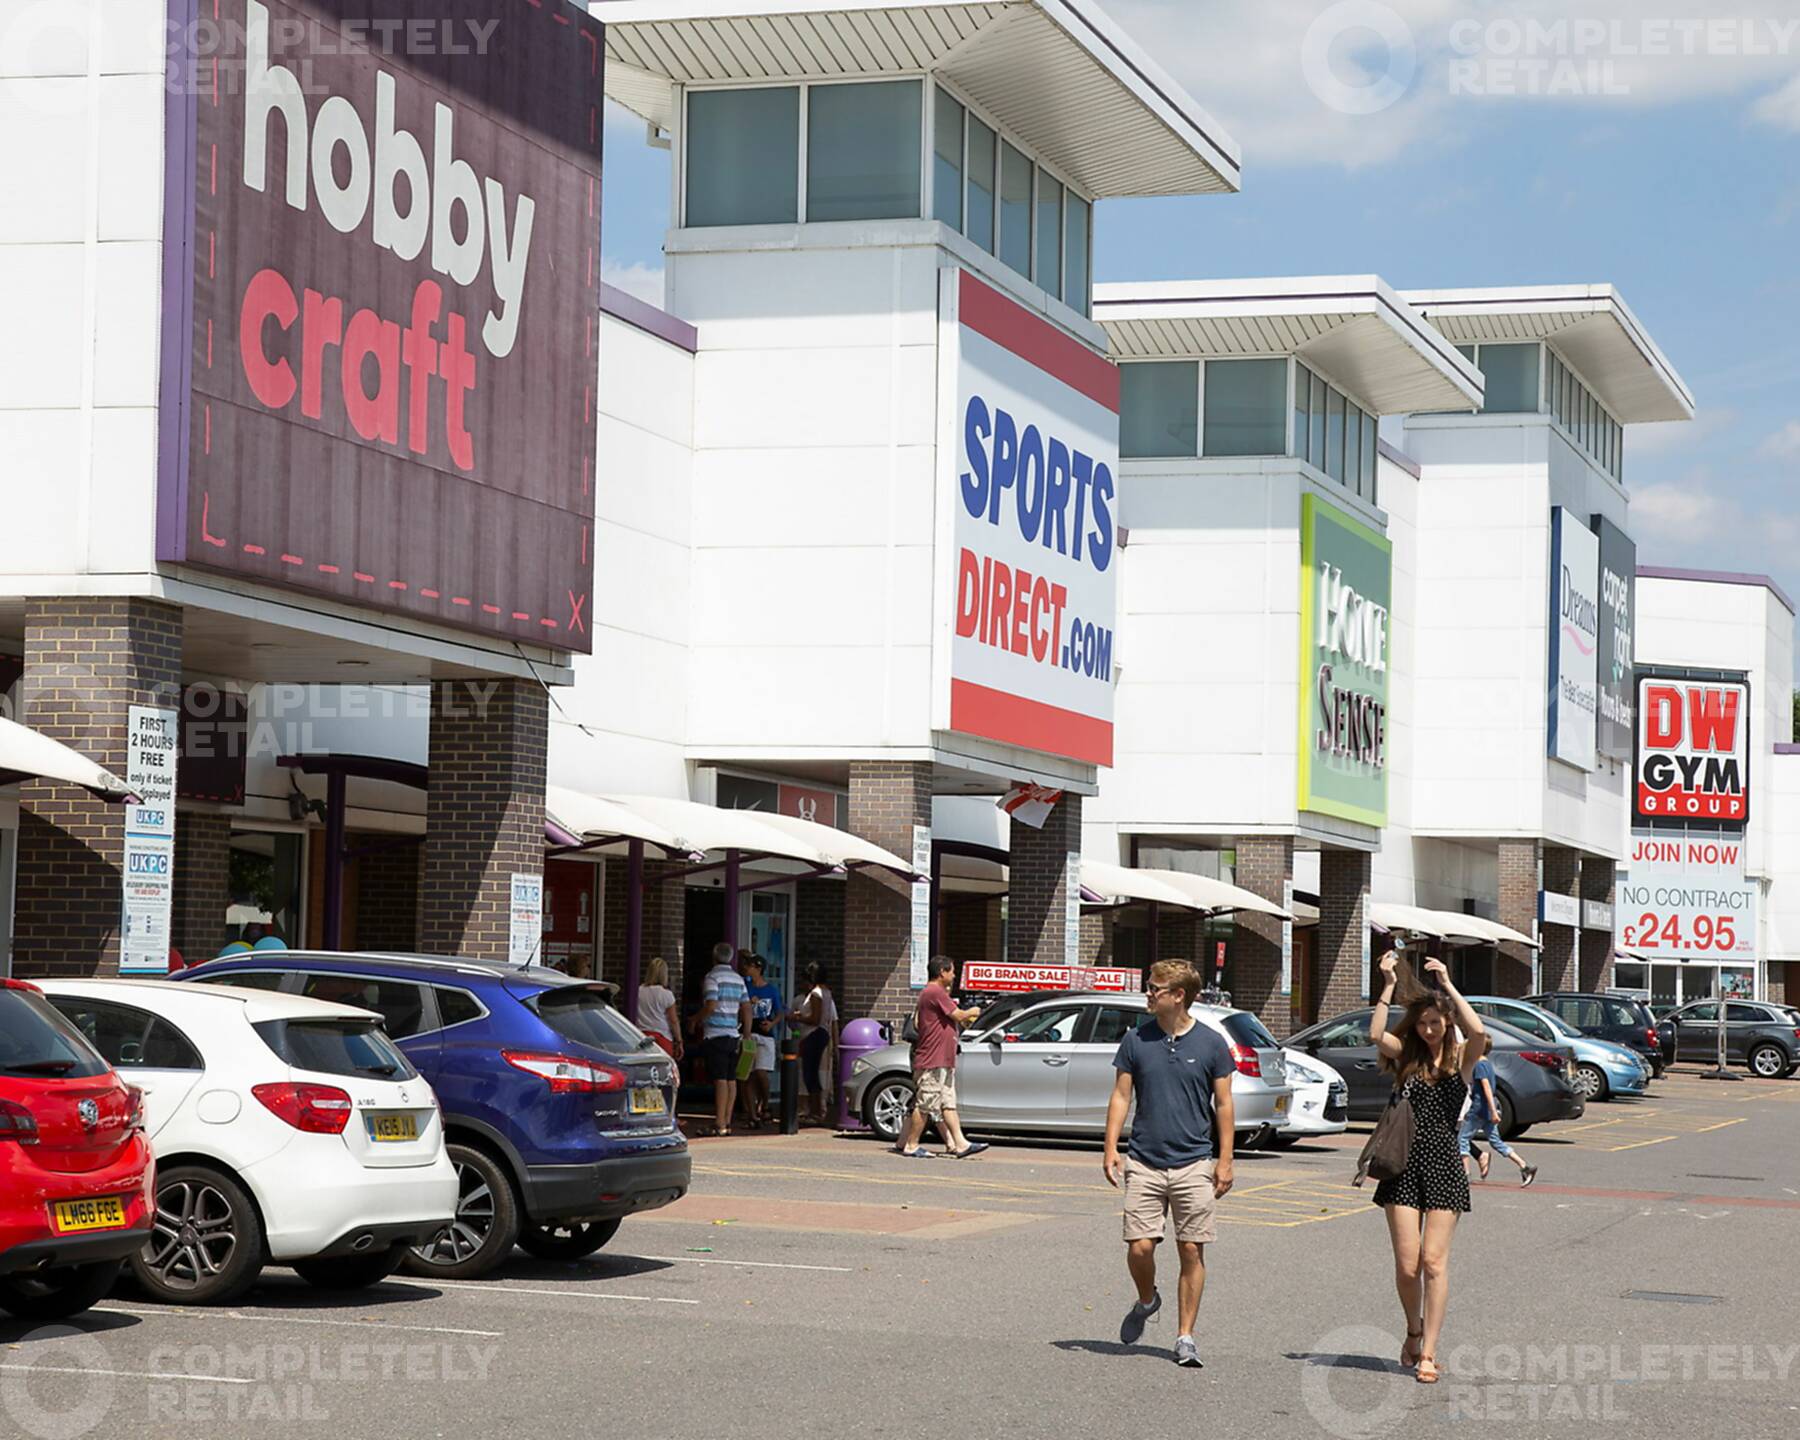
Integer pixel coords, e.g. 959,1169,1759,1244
1353,1086,1415,1187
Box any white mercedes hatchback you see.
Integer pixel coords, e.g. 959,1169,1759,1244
38,978,456,1304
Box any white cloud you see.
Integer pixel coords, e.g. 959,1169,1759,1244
1751,72,1800,130
600,259,666,307
1632,472,1800,568
1627,408,1735,459
1759,420,1800,458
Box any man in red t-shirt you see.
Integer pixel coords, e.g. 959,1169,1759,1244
895,956,989,1159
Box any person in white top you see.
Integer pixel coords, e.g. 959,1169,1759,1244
791,961,840,1125
636,956,682,1067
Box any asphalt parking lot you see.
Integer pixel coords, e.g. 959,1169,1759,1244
4,1067,1798,1440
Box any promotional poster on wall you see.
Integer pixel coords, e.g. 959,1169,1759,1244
1546,507,1600,772
1592,514,1636,763
1633,671,1751,828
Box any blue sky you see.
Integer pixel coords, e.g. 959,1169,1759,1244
598,1,1800,615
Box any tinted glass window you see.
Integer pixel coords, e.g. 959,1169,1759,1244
201,970,287,991
998,140,1031,278
434,987,484,1028
1120,361,1198,458
966,115,996,252
1682,1003,1719,1022
298,974,429,1039
48,998,203,1071
1006,1006,1083,1043
1480,342,1541,413
1294,364,1313,465
1502,1008,1554,1041
806,80,921,223
1219,1012,1281,1051
1035,170,1062,300
0,989,110,1078
1312,1015,1371,1048
932,86,963,230
686,87,799,227
1088,1007,1142,1047
1203,358,1287,458
1726,1003,1765,1023
1064,192,1090,316
530,988,651,1055
253,1019,417,1080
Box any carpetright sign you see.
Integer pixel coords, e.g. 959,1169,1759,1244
1297,494,1391,827
156,0,603,650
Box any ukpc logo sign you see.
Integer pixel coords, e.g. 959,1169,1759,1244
937,271,1120,766
155,0,603,650
1634,672,1751,826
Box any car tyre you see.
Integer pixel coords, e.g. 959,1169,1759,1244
1495,1090,1518,1139
516,1218,622,1262
1747,1044,1788,1080
863,1076,915,1145
0,1261,123,1321
292,1244,409,1290
402,1143,521,1280
132,1165,265,1306
1266,1132,1301,1150
1572,1063,1608,1102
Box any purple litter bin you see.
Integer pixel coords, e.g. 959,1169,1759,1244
835,1017,892,1132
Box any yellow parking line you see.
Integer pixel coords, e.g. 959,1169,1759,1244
1694,1118,1748,1133
1603,1135,1677,1152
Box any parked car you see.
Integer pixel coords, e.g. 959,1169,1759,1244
1658,1000,1800,1078
1467,996,1650,1102
0,978,155,1321
1287,1009,1583,1138
1268,1048,1349,1146
39,978,457,1304
178,952,689,1277
845,991,1294,1148
1525,991,1666,1077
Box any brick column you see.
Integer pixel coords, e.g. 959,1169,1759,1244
941,893,998,966
1496,838,1540,997
13,598,183,978
418,679,547,961
1537,845,1580,993
171,811,232,962
844,761,932,1023
1318,848,1372,1015
1231,836,1293,1036
1008,794,1081,968
1579,856,1615,991
600,856,688,992
352,837,421,952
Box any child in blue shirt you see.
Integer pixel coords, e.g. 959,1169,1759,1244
1459,1035,1538,1187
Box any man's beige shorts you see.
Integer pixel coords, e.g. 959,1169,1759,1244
913,1067,957,1120
1122,1156,1218,1244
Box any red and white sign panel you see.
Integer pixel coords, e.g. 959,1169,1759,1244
937,271,1120,766
1633,675,1750,826
1616,834,1756,960
157,0,602,650
961,963,1143,995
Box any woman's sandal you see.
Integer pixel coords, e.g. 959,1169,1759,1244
1400,1327,1424,1369
1416,1355,1441,1385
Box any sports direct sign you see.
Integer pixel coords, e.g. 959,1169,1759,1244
156,0,603,649
937,272,1120,766
961,964,1143,995
1633,673,1751,826
1616,834,1756,960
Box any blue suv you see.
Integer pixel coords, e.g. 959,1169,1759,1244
178,952,689,1278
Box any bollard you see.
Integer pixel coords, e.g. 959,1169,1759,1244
779,1031,801,1135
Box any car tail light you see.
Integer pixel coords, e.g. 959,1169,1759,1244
1518,1050,1563,1072
0,1098,39,1144
252,1082,353,1134
0,978,41,993
123,1085,145,1135
1647,1028,1659,1049
502,1050,627,1094
1228,1043,1262,1078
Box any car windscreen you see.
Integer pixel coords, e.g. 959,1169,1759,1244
528,988,654,1055
1219,1012,1281,1051
253,1019,419,1081
0,989,111,1079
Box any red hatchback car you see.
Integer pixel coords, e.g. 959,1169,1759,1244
0,977,155,1321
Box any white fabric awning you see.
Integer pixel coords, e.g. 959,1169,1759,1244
1082,859,1291,921
545,785,698,858
0,717,134,801
1371,901,1538,950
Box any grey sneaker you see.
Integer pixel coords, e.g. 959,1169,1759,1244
1174,1336,1204,1368
1119,1291,1161,1344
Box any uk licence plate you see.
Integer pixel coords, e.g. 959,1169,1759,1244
630,1086,665,1116
368,1113,418,1143
52,1196,127,1233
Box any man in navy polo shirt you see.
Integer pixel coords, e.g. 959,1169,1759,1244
1103,959,1236,1368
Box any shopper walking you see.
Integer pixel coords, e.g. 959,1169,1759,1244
1459,1034,1537,1187
699,942,752,1137
791,962,840,1125
1369,951,1487,1384
894,956,988,1159
637,956,683,1067
1103,960,1236,1369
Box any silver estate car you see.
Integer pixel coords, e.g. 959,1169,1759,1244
844,991,1294,1147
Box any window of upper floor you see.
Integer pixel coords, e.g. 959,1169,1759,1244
1118,357,1379,505
1448,341,1624,483
682,79,1094,316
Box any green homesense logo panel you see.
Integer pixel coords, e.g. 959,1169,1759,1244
1298,494,1392,827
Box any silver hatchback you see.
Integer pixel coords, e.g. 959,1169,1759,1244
845,991,1294,1146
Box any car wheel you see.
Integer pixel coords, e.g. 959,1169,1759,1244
1572,1063,1608,1102
402,1143,521,1280
291,1244,408,1291
0,1261,122,1321
863,1076,915,1145
1496,1090,1518,1139
132,1165,264,1306
1510,1123,1531,1137
516,1218,623,1262
1747,1044,1788,1079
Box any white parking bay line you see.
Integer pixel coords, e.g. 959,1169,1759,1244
94,1306,503,1338
405,1281,699,1306
640,1255,853,1273
0,1363,254,1386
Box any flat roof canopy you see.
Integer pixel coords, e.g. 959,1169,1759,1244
0,717,134,800
1082,858,1291,920
1094,276,1484,416
1371,900,1538,950
598,0,1241,197
1402,284,1695,424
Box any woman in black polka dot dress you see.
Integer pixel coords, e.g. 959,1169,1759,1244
1369,951,1486,1386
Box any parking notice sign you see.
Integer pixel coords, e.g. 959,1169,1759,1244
121,705,179,974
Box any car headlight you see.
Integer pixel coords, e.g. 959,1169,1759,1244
1286,1059,1324,1085
851,1058,872,1077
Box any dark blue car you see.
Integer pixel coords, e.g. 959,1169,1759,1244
178,952,689,1278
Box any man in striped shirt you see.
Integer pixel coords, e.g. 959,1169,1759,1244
701,942,752,1137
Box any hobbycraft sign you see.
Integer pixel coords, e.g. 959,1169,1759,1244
156,0,603,650
938,271,1120,766
1633,673,1751,826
